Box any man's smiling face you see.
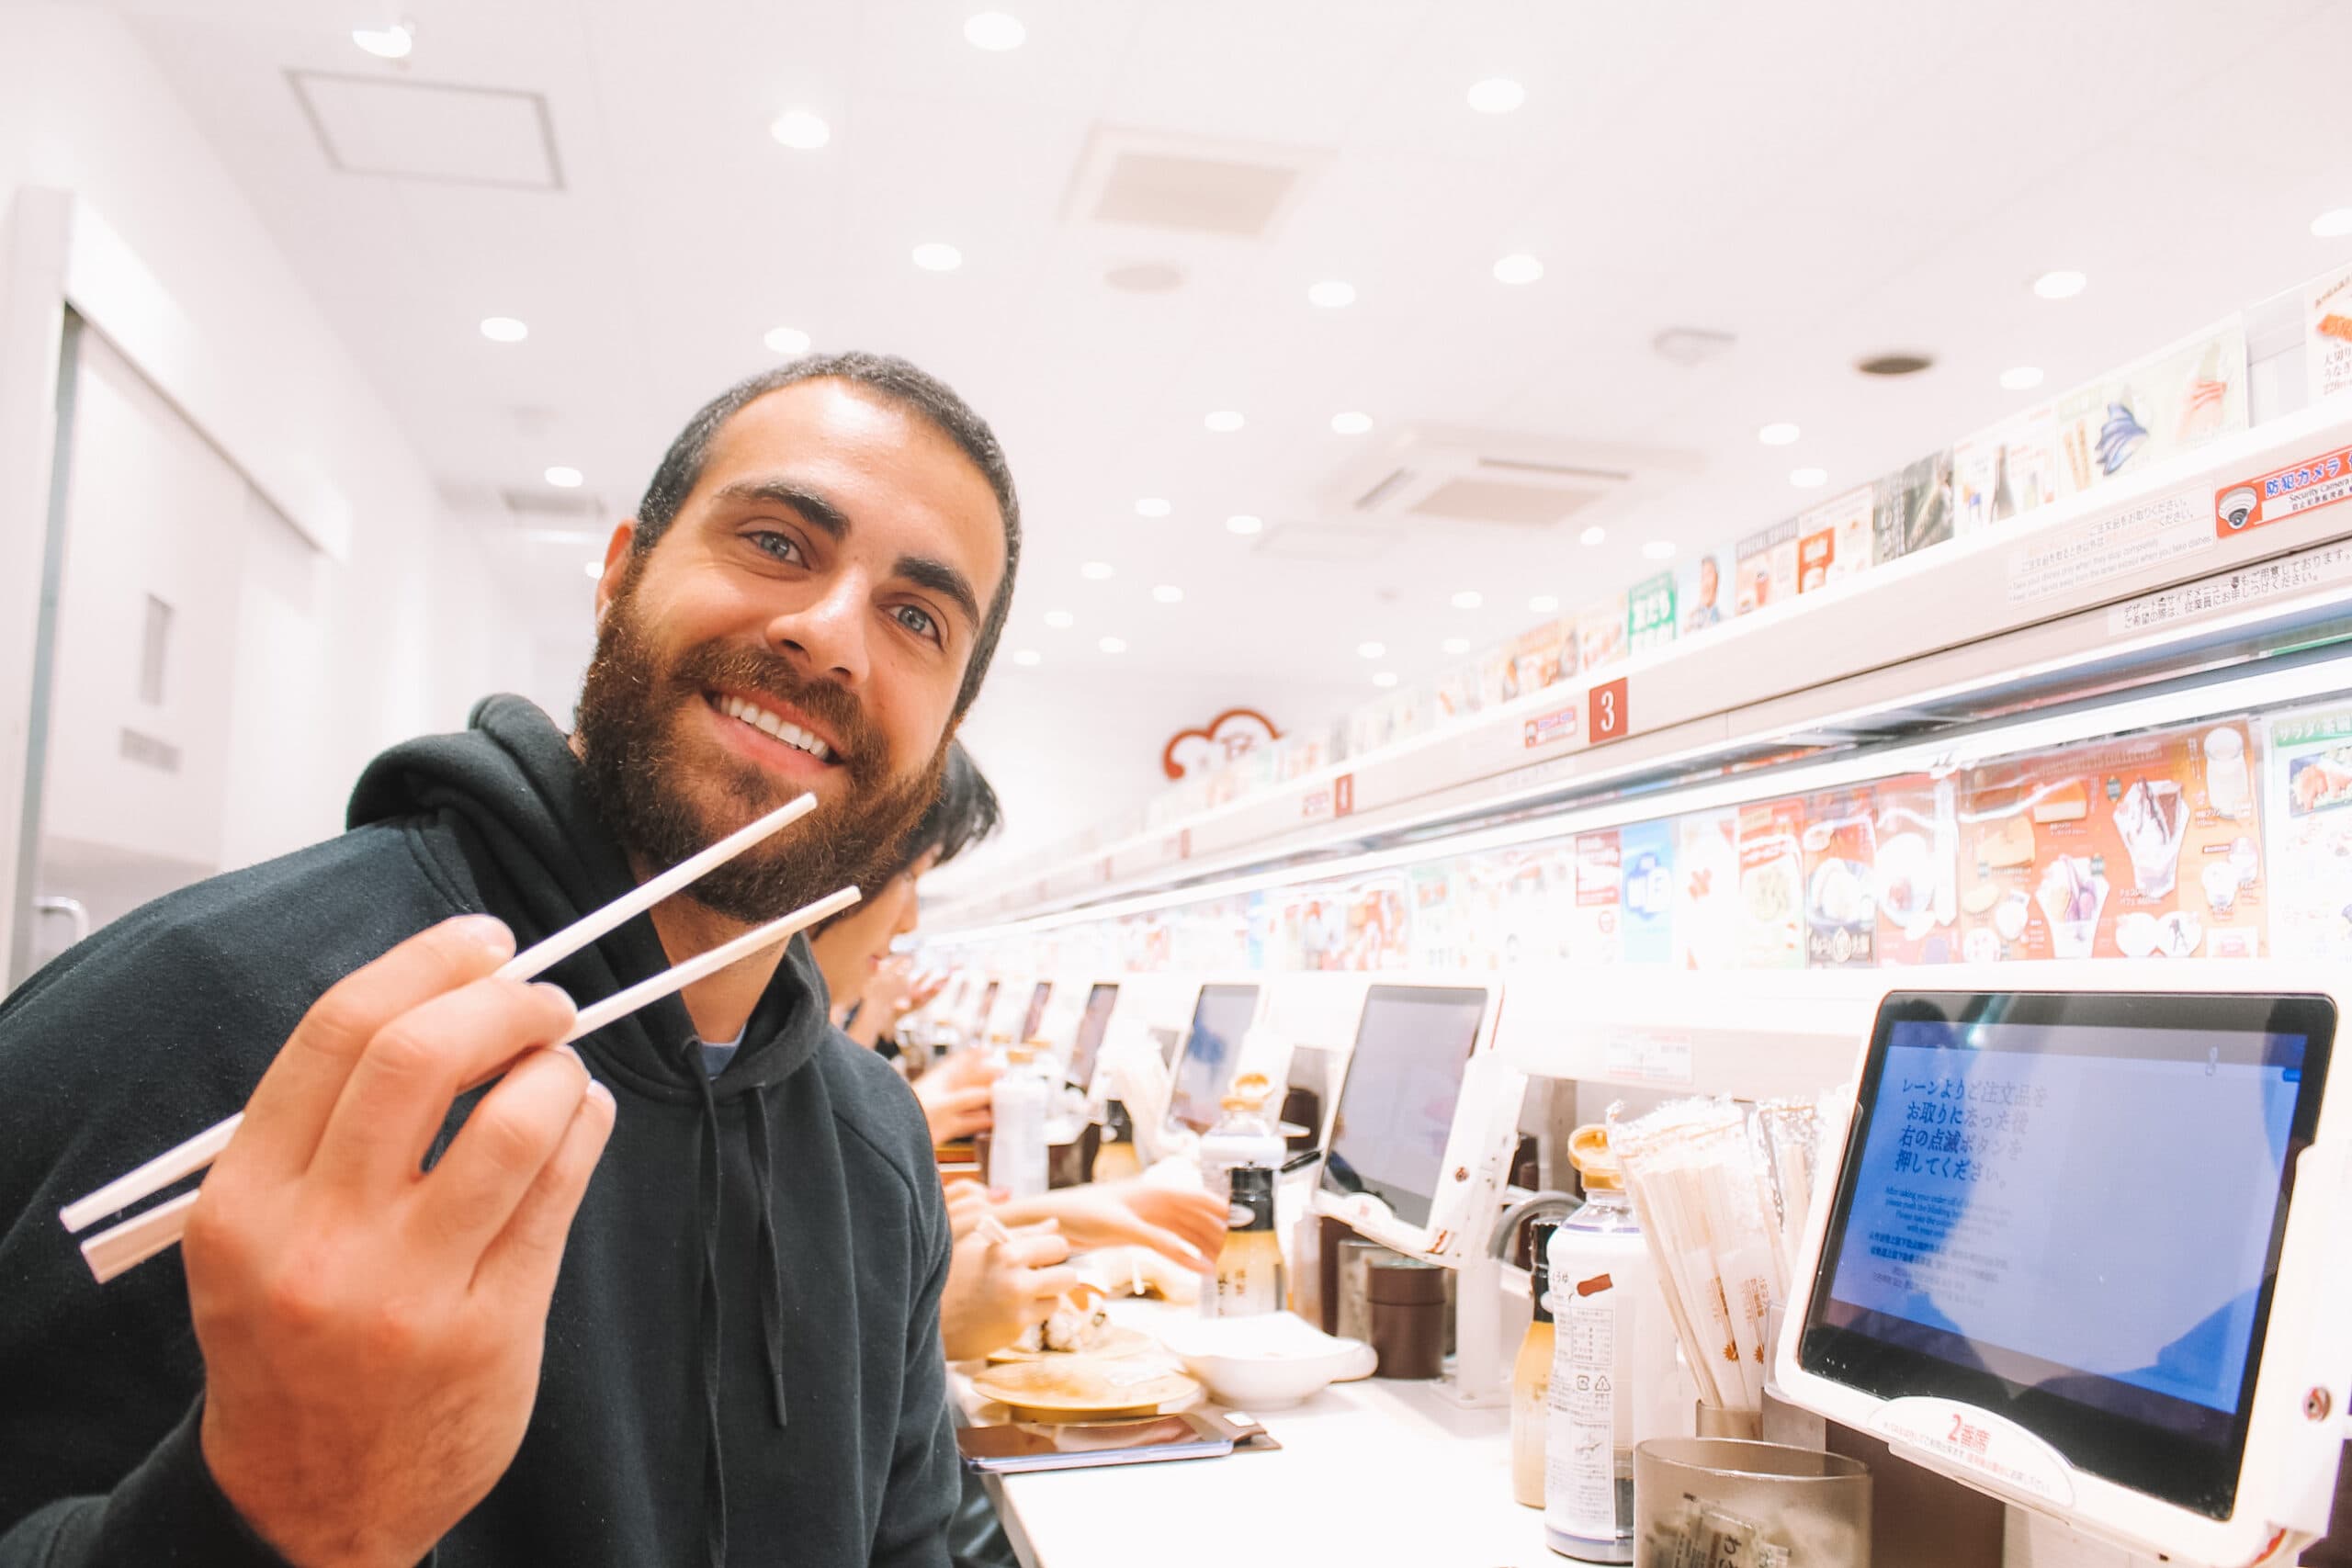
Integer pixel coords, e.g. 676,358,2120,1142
573,377,1009,921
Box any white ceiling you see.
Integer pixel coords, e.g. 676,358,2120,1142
86,0,2352,791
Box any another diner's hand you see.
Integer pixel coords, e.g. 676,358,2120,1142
861,957,950,1035
939,1185,1077,1360
914,1047,1000,1145
186,917,615,1568
994,1179,1226,1275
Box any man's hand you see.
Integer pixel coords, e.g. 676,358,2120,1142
185,917,616,1568
939,1183,1076,1360
913,1048,999,1145
994,1179,1226,1275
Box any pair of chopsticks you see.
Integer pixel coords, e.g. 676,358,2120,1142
62,794,856,1285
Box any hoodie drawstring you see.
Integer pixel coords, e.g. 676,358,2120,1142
689,1052,729,1568
742,1098,790,1427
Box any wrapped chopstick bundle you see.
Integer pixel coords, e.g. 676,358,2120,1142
1754,1096,1824,1292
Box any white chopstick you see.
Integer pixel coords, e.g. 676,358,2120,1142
76,882,860,1284
61,795,815,1237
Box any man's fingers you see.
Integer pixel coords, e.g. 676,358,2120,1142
1022,1265,1082,1304
413,1046,593,1260
230,918,515,1184
311,978,576,1197
1001,1230,1070,1269
472,1077,617,1304
1133,1224,1215,1274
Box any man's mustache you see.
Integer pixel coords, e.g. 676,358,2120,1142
672,646,877,773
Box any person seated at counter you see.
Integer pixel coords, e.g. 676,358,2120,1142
0,351,1023,1568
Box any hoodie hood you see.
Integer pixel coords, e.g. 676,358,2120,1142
345,693,832,1103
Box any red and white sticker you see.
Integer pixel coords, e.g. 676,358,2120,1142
2216,442,2352,537
1522,705,1579,750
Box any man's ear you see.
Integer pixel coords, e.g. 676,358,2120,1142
594,520,639,623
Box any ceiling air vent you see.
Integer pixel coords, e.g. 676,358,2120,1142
1063,127,1328,241
290,70,562,190
1330,427,1699,531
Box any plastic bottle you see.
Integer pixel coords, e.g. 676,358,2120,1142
1544,1126,1657,1562
1512,1215,1564,1509
1197,1071,1284,1205
1206,1165,1283,1318
987,1044,1050,1201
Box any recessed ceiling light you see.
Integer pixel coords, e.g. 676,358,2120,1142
1529,594,1559,613
769,108,831,150
2314,209,2352,240
2000,365,2045,390
1135,497,1171,518
1442,637,1471,656
1856,351,1933,378
351,22,413,60
1492,253,1544,286
582,559,603,580
1080,560,1114,581
1451,589,1484,609
1225,513,1263,536
1790,467,1828,489
1466,77,1526,114
544,466,583,489
964,11,1026,50
1577,525,1606,547
1098,636,1127,655
764,325,811,355
479,316,527,343
1044,609,1075,629
912,243,964,273
1204,410,1245,433
1758,422,1800,446
1330,411,1373,435
1643,539,1677,561
1307,279,1356,309
2032,269,2087,299
1011,649,1041,667
1105,262,1185,294
1372,671,1400,689
1357,640,1386,660
1152,584,1183,604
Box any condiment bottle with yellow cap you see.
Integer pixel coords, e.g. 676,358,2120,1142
1543,1125,1656,1563
987,1043,1050,1200
1197,1070,1283,1206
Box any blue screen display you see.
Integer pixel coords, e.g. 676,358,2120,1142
1828,1019,2303,1419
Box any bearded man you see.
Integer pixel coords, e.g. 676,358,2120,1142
0,353,1019,1568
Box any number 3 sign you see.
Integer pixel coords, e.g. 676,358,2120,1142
1588,678,1630,745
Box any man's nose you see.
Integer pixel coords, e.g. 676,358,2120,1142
764,568,872,686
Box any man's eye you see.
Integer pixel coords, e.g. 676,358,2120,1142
894,604,939,642
747,531,801,563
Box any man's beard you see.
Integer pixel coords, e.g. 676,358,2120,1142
572,569,949,924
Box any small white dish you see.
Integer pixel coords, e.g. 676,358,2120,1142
1153,1312,1377,1409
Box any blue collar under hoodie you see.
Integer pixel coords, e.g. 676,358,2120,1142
0,695,958,1568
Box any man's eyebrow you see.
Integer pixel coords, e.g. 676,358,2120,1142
895,553,982,631
708,478,851,540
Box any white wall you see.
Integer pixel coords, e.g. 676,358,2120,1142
0,5,528,941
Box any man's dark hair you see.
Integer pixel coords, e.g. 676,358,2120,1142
881,740,1001,885
632,352,1021,716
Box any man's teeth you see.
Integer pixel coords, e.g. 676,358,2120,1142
718,695,833,761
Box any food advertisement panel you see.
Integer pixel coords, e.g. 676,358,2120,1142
1577,593,1628,672
1872,773,1959,965
1959,723,2264,963
1796,485,1874,592
1459,844,1575,971
1574,830,1623,967
2053,320,2248,499
1737,797,1806,969
2263,705,2352,961
1802,786,1877,966
1408,861,1467,970
1626,571,1678,655
1513,617,1578,694
1338,877,1411,971
1618,818,1675,965
1675,808,1741,971
2309,261,2352,407
1678,546,1735,636
1871,450,1955,564
1736,519,1799,615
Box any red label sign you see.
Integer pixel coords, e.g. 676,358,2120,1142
1334,773,1355,818
2217,443,2352,537
1522,705,1579,750
1589,678,1630,745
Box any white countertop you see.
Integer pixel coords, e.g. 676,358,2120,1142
960,1300,1566,1568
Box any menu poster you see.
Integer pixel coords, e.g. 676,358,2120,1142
1619,818,1676,965
2309,262,2352,407
1479,643,1524,708
1955,406,2061,534
1956,760,2064,962
1466,845,1575,970
1433,661,1481,723
1737,797,1806,968
1872,773,1960,965
2265,704,2352,960
1871,450,1956,564
1678,546,1735,637
1510,617,1577,695
1408,861,1467,970
1802,786,1878,966
1736,519,1799,615
2053,319,2249,498
1798,486,1875,592
1575,830,1623,966
1675,808,1741,971
1578,593,1629,672
1627,571,1679,655
1340,877,1412,971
